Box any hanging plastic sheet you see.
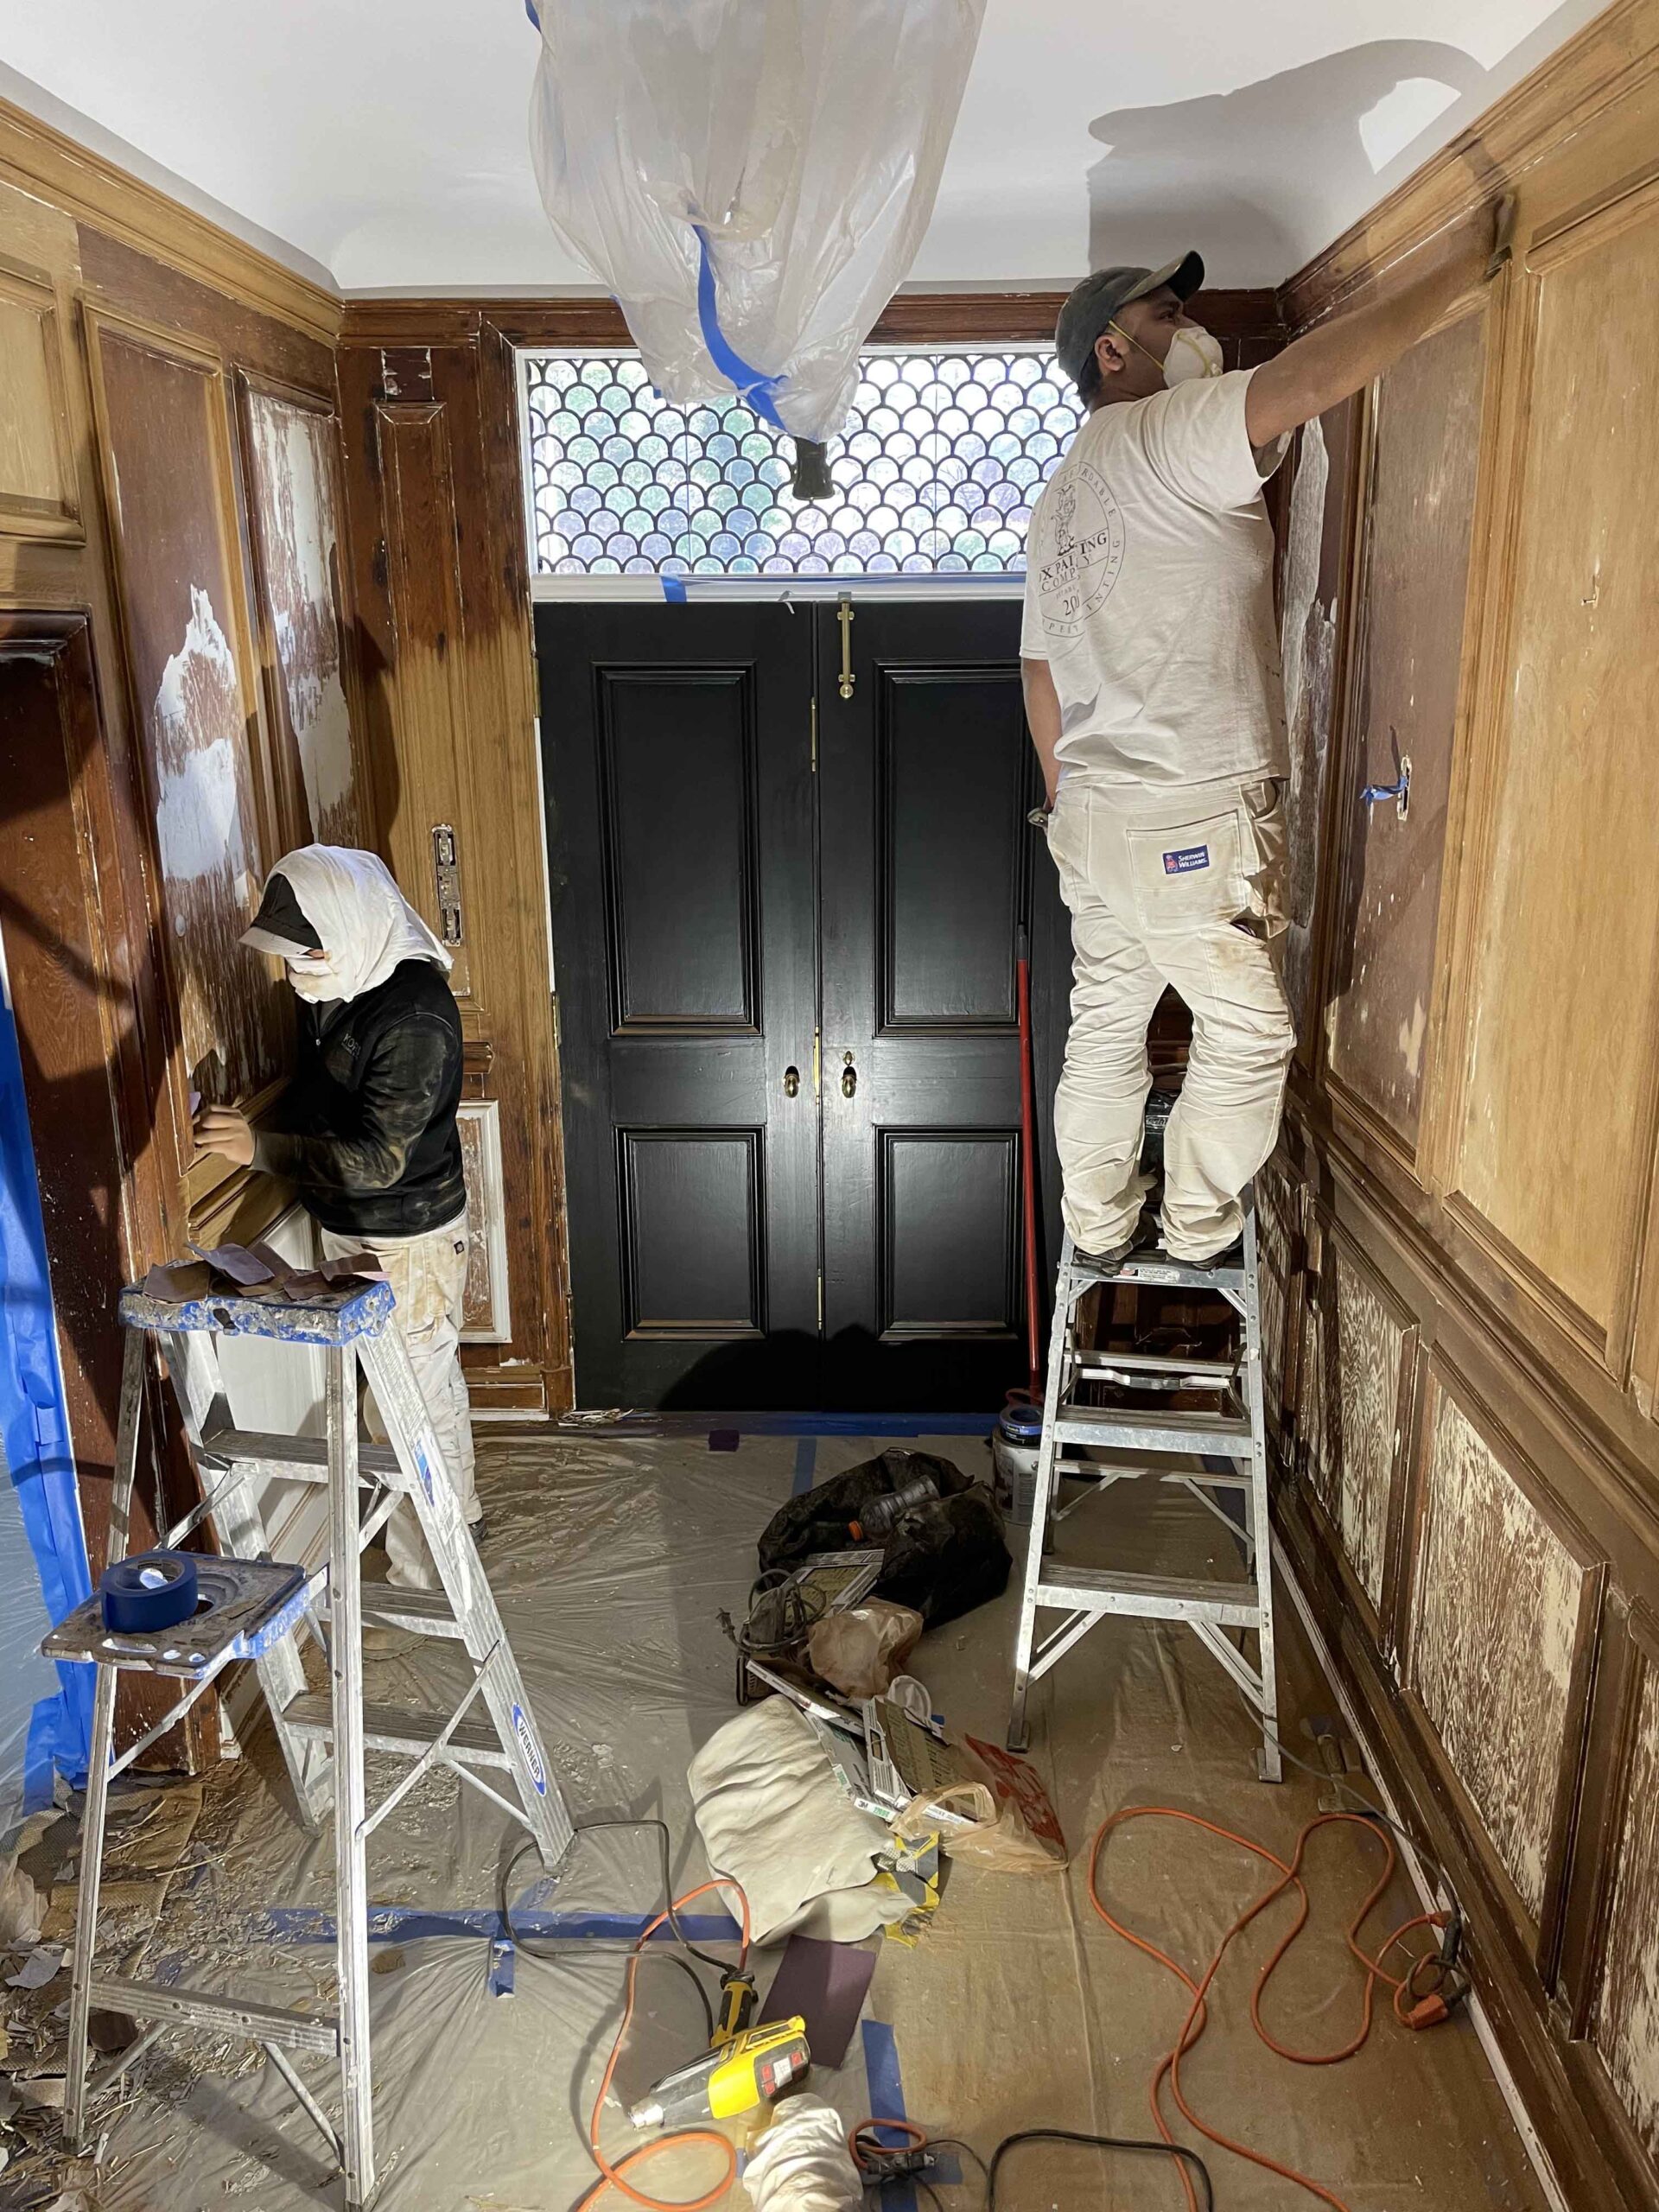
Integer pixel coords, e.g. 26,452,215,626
0,936,92,1815
528,0,986,475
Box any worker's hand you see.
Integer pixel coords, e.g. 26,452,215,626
194,1105,255,1167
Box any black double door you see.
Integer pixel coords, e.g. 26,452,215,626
537,597,1070,1410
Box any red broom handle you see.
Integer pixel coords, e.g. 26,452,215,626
1016,927,1041,1402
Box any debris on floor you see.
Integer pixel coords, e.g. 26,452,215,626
15,1427,1552,2212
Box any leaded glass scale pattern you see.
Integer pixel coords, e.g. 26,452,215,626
522,349,1083,579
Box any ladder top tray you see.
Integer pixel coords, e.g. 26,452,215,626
120,1274,393,1345
44,1557,309,1678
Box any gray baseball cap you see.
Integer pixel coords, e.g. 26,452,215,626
1055,251,1205,385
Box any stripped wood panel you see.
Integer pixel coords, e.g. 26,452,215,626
456,1098,512,1342
1454,195,1659,1340
0,264,79,540
1326,308,1486,1154
242,384,361,846
87,316,283,1107
1255,1164,1294,1432
1328,1237,1402,1612
1296,1220,1335,1522
1592,1659,1659,2160
1277,398,1353,1036
1409,1382,1581,1923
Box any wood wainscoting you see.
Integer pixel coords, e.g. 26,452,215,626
1268,4,1659,2203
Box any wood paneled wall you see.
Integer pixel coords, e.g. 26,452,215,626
0,99,352,1759
1267,6,1659,2204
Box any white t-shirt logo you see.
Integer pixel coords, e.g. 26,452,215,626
1036,461,1126,639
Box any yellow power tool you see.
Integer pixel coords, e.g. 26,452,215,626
627,2017,810,2129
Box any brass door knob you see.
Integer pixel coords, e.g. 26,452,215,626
841,1052,857,1099
783,1066,800,1098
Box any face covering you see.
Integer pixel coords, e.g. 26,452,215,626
1109,317,1224,387
285,953,346,1003
1160,323,1224,385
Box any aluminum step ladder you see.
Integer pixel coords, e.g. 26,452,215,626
1007,1191,1281,1779
50,1271,576,2209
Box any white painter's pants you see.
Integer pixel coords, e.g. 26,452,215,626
319,1214,478,1590
1046,777,1295,1262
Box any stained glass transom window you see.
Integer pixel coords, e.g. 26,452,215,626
521,349,1082,579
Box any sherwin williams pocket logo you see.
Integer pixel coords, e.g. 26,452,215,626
1163,845,1211,874
512,1703,548,1795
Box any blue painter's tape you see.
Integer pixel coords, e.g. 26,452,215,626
861,2021,917,2212
694,226,785,429
0,984,92,1795
661,573,688,603
488,1938,515,1997
264,1904,746,1945
791,1435,818,1496
1162,844,1211,875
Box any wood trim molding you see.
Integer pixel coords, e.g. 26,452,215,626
0,93,340,346
1278,0,1659,327
340,288,1285,354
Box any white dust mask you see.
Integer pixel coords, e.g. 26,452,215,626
1160,324,1224,385
286,954,346,1003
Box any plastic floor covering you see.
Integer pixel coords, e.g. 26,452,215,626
74,1427,1551,2212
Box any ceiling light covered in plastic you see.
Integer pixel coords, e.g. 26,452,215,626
528,0,987,493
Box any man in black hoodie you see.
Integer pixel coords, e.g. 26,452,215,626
195,846,478,1593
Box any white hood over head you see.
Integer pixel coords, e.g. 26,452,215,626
263,845,449,1004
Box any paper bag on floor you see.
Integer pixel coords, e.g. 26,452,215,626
806,1599,921,1699
887,1720,1067,1873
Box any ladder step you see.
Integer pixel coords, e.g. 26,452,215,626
1034,1566,1262,1626
89,1974,339,2056
1072,1350,1237,1381
202,1427,405,1487
359,1587,464,1637
282,1694,512,1767
1068,1252,1245,1293
315,1586,466,1638
1052,1408,1254,1456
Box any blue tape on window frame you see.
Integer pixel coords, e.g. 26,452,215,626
661,573,688,603
693,226,786,429
0,977,92,1796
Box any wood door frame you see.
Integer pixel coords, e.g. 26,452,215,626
0,607,211,1760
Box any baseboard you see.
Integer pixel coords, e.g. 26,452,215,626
1273,1526,1571,2212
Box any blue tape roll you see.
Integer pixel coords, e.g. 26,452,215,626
101,1550,199,1633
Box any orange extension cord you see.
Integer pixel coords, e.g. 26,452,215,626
1088,1805,1462,2212
575,1877,753,2212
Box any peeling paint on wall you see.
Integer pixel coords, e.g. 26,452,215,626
1409,1385,1580,1923
246,392,359,844
150,585,265,1096
1593,1663,1659,2159
1279,416,1338,1027
1328,1243,1398,1610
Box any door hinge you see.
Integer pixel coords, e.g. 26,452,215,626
817,1268,824,1332
810,693,818,772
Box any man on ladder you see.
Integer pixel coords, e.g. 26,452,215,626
1023,200,1510,1267
1008,201,1513,1764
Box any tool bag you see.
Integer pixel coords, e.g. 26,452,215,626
757,1450,1010,1628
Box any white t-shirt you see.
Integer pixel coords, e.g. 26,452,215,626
1020,369,1290,800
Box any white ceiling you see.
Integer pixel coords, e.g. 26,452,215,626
0,0,1603,295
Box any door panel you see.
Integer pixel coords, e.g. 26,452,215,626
601,670,759,1028
819,601,1061,1408
538,604,817,1406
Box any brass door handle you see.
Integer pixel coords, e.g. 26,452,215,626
841,1052,857,1099
783,1065,800,1098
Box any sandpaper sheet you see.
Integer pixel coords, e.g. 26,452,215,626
759,1934,877,2069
